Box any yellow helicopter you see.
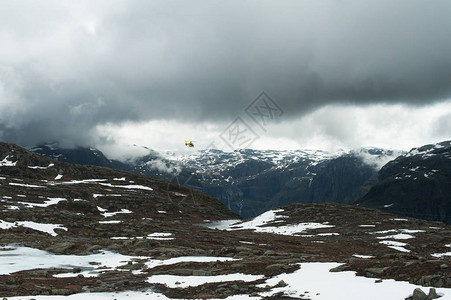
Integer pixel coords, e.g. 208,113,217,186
185,141,195,147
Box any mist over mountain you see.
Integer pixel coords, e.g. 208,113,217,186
358,141,451,224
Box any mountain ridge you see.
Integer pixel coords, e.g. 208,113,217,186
358,141,451,224
29,143,403,218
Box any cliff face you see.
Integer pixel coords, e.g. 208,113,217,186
270,155,378,208
173,150,387,217
357,141,451,224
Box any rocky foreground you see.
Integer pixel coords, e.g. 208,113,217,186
0,142,450,299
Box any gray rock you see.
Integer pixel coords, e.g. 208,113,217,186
47,242,76,254
329,265,347,273
192,269,212,276
411,288,427,300
427,288,441,300
263,250,275,256
365,267,389,277
276,280,288,287
416,275,444,288
87,245,103,252
406,288,441,300
170,269,194,276
265,264,290,272
51,289,72,295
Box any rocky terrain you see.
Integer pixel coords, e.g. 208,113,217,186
358,141,451,224
1,142,450,299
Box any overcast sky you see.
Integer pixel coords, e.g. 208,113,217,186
1,0,450,159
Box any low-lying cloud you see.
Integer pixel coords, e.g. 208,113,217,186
1,1,451,150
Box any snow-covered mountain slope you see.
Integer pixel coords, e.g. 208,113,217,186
170,148,338,172
357,141,451,224
159,147,402,217
1,142,450,300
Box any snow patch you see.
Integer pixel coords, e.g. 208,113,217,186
379,240,411,253
221,209,335,236
352,254,375,259
147,232,173,240
431,252,451,258
101,209,132,218
18,197,66,208
28,163,55,170
317,233,340,236
62,179,108,184
202,219,241,230
147,273,263,288
111,233,174,241
376,233,415,240
93,194,121,198
145,256,237,270
0,245,144,277
9,182,45,188
173,192,187,197
0,220,67,236
0,155,17,167
98,220,121,224
99,183,153,191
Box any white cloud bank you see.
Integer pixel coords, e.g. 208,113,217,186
94,101,451,160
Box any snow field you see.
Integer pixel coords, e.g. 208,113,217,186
259,262,451,300
206,209,335,236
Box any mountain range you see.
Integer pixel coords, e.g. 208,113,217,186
29,144,405,218
28,141,451,225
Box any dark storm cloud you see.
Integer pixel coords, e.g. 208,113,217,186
1,0,451,147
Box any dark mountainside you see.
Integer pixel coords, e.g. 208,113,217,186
26,144,132,172
0,142,450,298
358,141,451,225
268,154,378,208
30,145,395,218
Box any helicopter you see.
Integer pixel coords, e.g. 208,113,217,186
185,141,195,147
